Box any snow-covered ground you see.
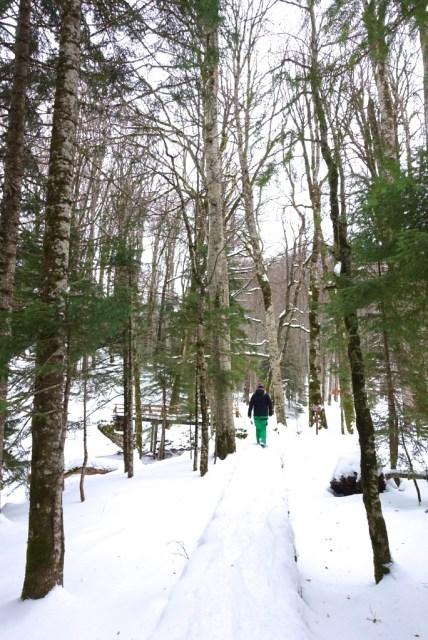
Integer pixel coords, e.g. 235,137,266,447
1,402,427,640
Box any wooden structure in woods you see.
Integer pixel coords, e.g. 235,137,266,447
137,404,197,425
97,402,247,454
97,403,202,454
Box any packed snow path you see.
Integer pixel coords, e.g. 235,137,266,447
2,409,428,640
150,441,311,640
0,429,310,640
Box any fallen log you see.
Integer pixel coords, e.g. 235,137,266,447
64,465,116,478
98,422,124,449
384,470,428,481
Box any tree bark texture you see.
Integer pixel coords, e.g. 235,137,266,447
197,287,210,476
22,0,81,599
309,0,391,583
299,105,328,431
202,23,235,459
419,16,428,149
123,314,134,477
193,369,199,473
146,227,161,357
344,313,392,581
79,356,89,502
363,2,403,468
336,321,355,434
362,0,399,169
158,386,167,461
308,206,327,430
380,313,399,469
0,0,31,507
232,46,286,426
170,329,188,412
134,348,143,457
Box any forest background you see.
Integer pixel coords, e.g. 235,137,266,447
0,0,427,599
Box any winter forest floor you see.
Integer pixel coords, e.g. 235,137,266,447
1,403,428,640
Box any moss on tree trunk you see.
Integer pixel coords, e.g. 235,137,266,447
22,0,81,599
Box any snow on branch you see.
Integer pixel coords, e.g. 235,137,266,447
233,351,270,358
279,306,305,320
384,469,428,481
281,322,309,334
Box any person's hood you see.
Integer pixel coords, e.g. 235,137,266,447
255,388,265,396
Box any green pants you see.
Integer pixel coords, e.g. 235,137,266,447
254,416,268,445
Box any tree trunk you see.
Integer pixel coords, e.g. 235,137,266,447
146,226,161,357
197,285,210,477
22,0,81,599
278,215,307,372
0,0,31,508
380,305,399,470
362,0,399,169
299,106,327,431
336,322,355,434
134,347,143,458
158,385,167,461
79,356,89,502
232,46,286,426
123,314,134,477
308,0,391,583
308,238,327,430
344,312,392,581
363,1,402,470
202,17,235,460
193,368,199,472
151,423,158,457
416,9,428,148
170,329,188,412
329,96,354,435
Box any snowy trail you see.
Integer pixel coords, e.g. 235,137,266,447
0,447,240,640
4,406,427,640
150,438,312,640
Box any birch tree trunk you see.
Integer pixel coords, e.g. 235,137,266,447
297,99,328,430
308,0,391,583
362,0,399,169
307,183,327,430
146,226,162,357
201,11,235,459
232,58,286,426
197,284,210,476
336,321,355,434
0,0,31,508
362,0,403,469
419,16,428,149
398,1,428,148
22,0,81,599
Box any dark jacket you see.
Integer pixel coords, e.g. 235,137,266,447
248,389,274,418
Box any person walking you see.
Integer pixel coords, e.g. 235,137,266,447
248,382,274,447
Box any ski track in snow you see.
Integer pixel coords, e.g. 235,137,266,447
150,440,311,640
